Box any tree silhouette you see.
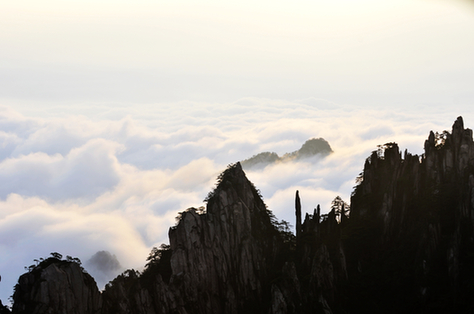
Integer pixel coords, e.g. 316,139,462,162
331,196,350,222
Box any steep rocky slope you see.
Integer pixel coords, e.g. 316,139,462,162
10,163,342,313
11,257,101,314
98,163,342,313
8,117,474,313
100,163,290,313
343,116,474,312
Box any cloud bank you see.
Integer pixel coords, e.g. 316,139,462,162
0,99,472,303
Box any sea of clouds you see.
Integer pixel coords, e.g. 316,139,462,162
0,98,471,302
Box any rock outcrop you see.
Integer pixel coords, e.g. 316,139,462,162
346,116,474,312
241,138,333,170
98,163,338,313
165,163,279,313
11,258,101,314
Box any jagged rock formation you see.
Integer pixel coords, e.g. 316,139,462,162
241,138,332,170
98,163,338,313
98,163,287,313
346,116,474,312
10,163,342,313
166,164,278,313
9,117,474,313
11,258,101,314
295,191,302,238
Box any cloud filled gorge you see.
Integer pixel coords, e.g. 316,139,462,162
0,99,471,302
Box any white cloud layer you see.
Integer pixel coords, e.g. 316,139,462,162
0,100,472,303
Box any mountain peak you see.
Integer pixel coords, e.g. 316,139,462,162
241,137,332,170
205,162,266,215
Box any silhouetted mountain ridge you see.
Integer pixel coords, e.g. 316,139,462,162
7,117,474,313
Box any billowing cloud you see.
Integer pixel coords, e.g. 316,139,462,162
0,139,122,200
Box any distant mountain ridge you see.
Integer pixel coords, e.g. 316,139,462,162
241,138,333,169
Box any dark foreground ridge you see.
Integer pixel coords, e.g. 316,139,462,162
6,117,474,313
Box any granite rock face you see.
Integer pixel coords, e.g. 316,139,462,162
11,259,101,314
99,163,337,313
166,163,278,313
347,116,474,312
103,163,280,313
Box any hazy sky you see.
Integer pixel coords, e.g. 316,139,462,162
1,0,474,303
2,0,474,104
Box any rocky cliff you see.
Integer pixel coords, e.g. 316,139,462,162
8,117,474,313
10,163,342,313
98,163,342,313
101,163,289,313
345,116,474,312
11,257,101,314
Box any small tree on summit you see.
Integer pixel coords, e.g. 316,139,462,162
331,196,350,222
50,252,63,260
142,244,172,284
